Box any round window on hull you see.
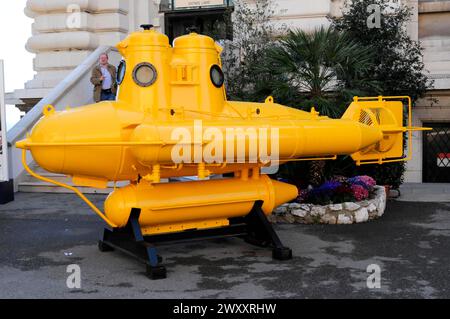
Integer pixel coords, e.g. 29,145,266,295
133,62,157,87
117,60,126,85
210,65,224,88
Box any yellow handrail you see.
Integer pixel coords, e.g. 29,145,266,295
21,149,118,228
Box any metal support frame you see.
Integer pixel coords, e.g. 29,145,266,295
99,208,166,280
98,200,292,280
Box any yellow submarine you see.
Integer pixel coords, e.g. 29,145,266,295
16,25,425,279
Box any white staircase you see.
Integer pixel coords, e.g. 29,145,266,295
6,46,122,193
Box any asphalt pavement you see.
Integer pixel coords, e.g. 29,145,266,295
0,192,449,298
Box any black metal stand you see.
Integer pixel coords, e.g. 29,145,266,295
0,179,14,205
98,200,292,279
244,201,293,260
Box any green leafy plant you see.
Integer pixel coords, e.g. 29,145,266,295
221,0,283,101
330,0,433,187
332,0,432,101
253,26,379,117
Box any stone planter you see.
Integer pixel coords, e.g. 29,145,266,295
269,185,386,225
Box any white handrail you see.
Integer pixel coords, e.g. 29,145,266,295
6,45,120,184
0,60,9,182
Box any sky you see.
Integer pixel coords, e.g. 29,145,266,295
0,0,34,129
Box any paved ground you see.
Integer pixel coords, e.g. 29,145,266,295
398,183,450,202
0,192,450,298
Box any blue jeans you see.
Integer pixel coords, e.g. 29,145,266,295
100,90,116,101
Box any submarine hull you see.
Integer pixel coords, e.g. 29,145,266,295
22,101,383,186
104,175,298,235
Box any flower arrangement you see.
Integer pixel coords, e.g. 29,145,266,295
296,175,376,205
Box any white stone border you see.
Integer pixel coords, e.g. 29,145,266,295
269,185,386,224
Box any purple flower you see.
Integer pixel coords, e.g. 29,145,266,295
299,175,375,204
319,181,342,191
359,175,376,187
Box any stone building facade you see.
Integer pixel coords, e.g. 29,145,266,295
406,0,450,183
11,0,450,183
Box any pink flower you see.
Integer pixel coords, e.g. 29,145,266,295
359,175,376,187
351,184,369,201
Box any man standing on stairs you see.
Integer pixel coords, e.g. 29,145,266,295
90,53,117,102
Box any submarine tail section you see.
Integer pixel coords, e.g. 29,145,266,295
342,96,429,166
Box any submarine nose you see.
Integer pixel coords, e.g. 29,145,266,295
272,179,299,208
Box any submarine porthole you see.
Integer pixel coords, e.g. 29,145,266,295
210,65,224,88
133,62,157,87
117,60,126,85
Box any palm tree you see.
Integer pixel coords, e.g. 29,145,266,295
253,26,380,186
253,26,380,118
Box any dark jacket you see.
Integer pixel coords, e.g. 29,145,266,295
90,64,117,103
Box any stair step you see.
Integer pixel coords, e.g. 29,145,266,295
33,166,56,173
18,182,113,194
21,174,72,184
18,163,130,194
